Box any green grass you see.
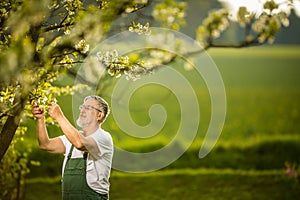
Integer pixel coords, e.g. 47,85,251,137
23,45,300,199
25,169,300,200
109,169,300,200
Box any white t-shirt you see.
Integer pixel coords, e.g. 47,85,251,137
59,128,113,194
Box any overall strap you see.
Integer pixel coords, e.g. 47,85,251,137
83,152,88,160
67,145,88,160
67,145,74,160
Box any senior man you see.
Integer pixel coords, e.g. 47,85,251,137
32,95,113,200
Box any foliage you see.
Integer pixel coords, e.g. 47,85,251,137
0,126,40,200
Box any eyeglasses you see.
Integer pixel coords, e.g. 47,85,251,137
79,105,102,112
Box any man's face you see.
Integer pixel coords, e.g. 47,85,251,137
76,98,101,128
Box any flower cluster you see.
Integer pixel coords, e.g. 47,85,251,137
219,0,300,20
237,6,254,27
196,9,229,46
129,22,151,35
124,0,148,13
97,50,151,81
252,9,290,44
97,50,128,77
75,39,90,54
124,65,150,81
199,0,296,45
152,0,186,30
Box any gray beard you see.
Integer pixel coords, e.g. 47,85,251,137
76,118,88,128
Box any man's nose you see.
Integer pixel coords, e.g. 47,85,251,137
80,109,86,114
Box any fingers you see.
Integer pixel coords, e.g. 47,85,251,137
31,101,60,119
48,103,62,120
32,108,44,120
48,102,58,113
32,106,44,114
48,102,58,108
32,101,39,108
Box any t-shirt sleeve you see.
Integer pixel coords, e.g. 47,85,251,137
59,135,71,156
89,130,113,159
59,135,67,146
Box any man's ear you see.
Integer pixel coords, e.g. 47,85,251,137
97,112,104,122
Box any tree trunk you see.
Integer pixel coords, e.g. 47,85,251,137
0,93,25,161
0,114,22,161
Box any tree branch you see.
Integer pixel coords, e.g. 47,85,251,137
42,22,73,33
209,39,262,48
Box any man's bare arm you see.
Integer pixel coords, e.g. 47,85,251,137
47,103,96,153
32,103,65,154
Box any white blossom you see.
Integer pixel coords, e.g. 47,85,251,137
75,39,89,54
219,0,294,21
294,0,300,17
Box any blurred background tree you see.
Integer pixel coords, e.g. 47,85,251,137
0,0,299,199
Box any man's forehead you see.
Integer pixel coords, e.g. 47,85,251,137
84,98,98,105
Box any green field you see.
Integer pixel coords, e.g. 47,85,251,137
25,45,300,199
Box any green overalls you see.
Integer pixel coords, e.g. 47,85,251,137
62,145,108,200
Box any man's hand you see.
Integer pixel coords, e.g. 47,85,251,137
48,103,64,121
32,102,44,119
